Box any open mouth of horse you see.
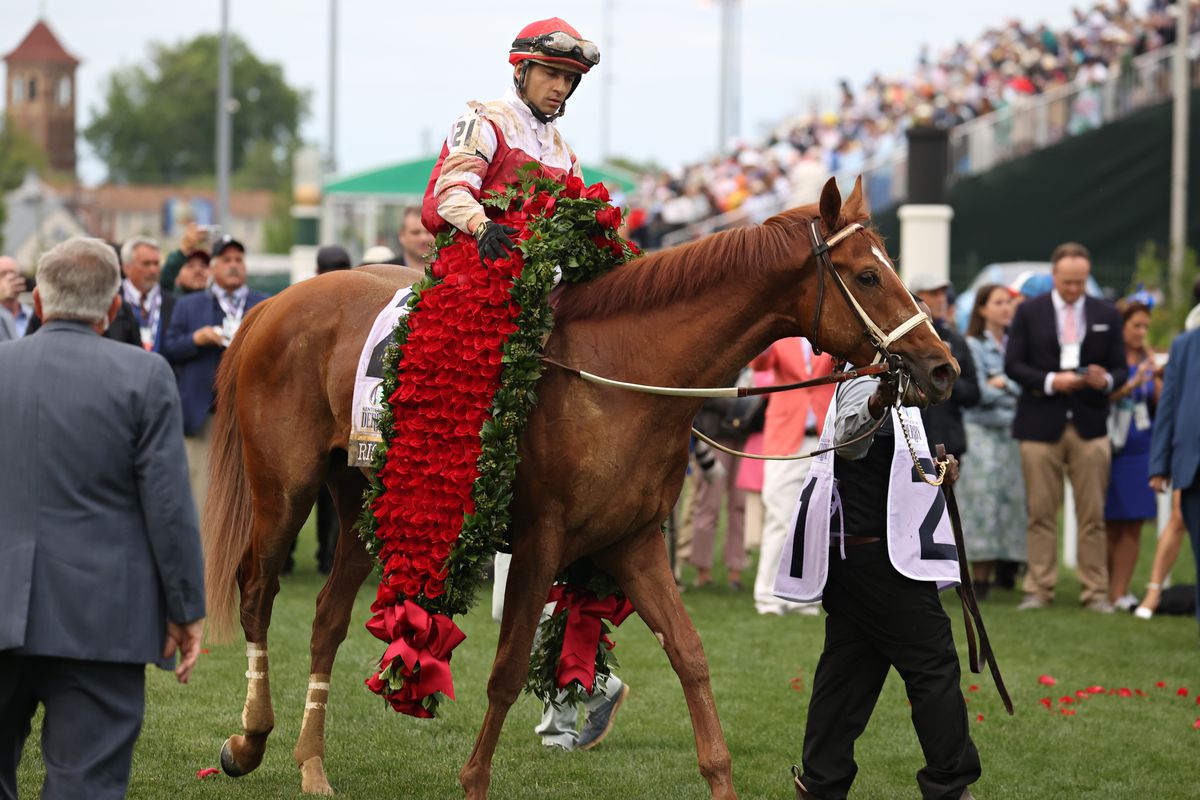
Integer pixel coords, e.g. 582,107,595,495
900,361,956,409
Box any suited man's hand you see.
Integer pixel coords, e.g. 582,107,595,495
192,326,225,348
1083,364,1109,391
1051,371,1083,394
0,271,23,303
163,619,205,684
1149,475,1170,494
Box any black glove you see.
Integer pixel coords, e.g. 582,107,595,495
474,222,519,265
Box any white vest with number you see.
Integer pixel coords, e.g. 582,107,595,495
773,388,960,603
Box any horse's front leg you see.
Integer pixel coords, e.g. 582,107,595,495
459,530,563,800
293,472,374,795
595,527,738,800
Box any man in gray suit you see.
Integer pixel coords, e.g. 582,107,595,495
0,260,22,342
0,238,206,799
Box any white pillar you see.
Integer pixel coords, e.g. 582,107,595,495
897,204,954,286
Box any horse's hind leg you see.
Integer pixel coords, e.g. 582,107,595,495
459,531,563,800
595,528,738,800
221,460,324,779
293,467,374,796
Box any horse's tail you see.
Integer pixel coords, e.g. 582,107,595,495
201,306,267,643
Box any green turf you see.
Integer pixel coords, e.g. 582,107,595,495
16,518,1198,799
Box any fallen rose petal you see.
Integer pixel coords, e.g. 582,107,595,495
1196,696,1200,706
1118,688,1133,698
197,768,220,780
1059,696,1075,705
1086,685,1104,694
1178,687,1190,697
1039,697,1053,709
968,685,980,693
1156,681,1167,688
1194,719,1200,730
200,648,210,655
1039,674,1057,686
1075,690,1089,699
1135,689,1147,697
1060,708,1076,716
975,713,985,723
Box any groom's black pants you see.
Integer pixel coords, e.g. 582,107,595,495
800,541,980,800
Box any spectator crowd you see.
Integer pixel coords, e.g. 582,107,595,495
625,0,1200,250
679,240,1200,635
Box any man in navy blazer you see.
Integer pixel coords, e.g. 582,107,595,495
1005,243,1127,613
1149,328,1200,636
0,238,205,799
162,235,268,514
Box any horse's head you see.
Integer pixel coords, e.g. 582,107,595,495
786,176,958,407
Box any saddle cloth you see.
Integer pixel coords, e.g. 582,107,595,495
348,286,415,467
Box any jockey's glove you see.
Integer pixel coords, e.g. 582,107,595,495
474,221,520,265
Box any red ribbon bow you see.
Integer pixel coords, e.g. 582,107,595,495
546,585,635,693
364,599,467,717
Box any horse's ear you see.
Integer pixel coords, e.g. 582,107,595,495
843,175,870,219
818,177,841,232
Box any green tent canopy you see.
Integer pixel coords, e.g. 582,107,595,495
324,156,637,198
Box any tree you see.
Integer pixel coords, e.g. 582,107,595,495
83,34,309,186
0,115,50,252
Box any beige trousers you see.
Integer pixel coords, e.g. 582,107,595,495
1020,423,1111,604
185,414,213,522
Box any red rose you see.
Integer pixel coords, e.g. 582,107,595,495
582,182,610,203
595,206,623,230
563,175,586,198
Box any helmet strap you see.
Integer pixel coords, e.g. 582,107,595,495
513,61,580,124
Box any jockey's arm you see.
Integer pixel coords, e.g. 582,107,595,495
432,108,500,236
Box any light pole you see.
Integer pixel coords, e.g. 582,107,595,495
717,0,742,152
216,0,232,228
327,0,339,175
600,0,614,162
1169,1,1190,303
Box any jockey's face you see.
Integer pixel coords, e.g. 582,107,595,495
518,62,578,116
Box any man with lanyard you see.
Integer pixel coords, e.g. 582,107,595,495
163,235,268,514
425,17,629,750
115,236,176,352
776,363,980,800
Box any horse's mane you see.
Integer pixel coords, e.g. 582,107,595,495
554,203,820,323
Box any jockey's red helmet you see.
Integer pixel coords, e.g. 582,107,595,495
509,17,599,74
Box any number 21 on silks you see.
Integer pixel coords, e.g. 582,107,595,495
451,119,477,150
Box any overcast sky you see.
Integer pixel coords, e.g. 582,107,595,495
3,0,1091,184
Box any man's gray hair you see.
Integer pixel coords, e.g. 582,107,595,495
120,235,160,266
36,238,122,324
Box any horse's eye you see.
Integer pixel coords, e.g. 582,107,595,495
857,271,880,287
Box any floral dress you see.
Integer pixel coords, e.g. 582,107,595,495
959,331,1027,562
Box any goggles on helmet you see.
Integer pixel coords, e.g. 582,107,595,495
511,31,600,68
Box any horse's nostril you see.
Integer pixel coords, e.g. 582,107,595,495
930,364,953,391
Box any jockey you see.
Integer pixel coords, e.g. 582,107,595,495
421,17,598,264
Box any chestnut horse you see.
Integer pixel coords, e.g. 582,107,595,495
201,177,957,798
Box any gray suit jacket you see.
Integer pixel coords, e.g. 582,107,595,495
0,306,15,342
0,320,205,665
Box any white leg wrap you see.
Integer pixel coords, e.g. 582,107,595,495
301,674,331,729
242,643,269,730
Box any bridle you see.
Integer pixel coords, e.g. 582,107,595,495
805,219,936,369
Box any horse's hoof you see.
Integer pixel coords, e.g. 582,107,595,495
221,737,248,777
300,756,335,795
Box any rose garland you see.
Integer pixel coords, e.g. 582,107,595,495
358,163,639,717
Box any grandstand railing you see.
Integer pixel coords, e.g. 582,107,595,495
949,40,1200,178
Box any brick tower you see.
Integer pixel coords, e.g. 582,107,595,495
4,19,80,179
